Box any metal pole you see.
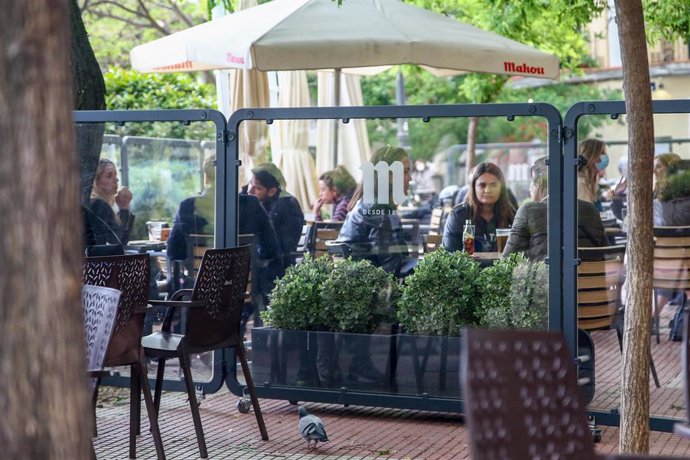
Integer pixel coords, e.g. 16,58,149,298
396,70,410,149
332,68,341,169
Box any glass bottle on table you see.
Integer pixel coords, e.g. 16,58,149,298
463,219,475,255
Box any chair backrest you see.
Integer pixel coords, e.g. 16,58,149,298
188,233,215,277
82,284,120,373
461,328,595,460
577,245,625,331
653,226,690,292
309,222,344,258
185,245,251,348
83,253,150,366
423,233,443,253
428,207,444,235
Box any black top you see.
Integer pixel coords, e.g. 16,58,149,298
88,197,134,246
443,203,501,253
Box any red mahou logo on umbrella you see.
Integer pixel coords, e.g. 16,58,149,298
226,53,245,65
503,61,545,75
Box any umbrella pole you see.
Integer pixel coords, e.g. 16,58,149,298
332,68,341,169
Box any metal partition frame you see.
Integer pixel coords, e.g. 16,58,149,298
75,109,230,394
225,103,564,412
564,99,690,432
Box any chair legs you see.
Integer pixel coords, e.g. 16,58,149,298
179,351,208,458
132,360,167,460
237,343,269,441
653,291,661,344
615,325,660,388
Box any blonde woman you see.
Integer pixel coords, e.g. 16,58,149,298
577,138,608,205
653,152,682,197
89,158,134,245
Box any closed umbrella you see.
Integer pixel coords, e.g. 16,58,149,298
269,71,319,210
227,0,270,185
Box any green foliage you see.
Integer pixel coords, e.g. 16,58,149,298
397,249,482,336
321,259,399,333
508,259,549,329
262,256,398,333
261,255,334,330
643,0,690,44
81,1,206,69
657,170,690,202
476,253,548,329
104,67,216,140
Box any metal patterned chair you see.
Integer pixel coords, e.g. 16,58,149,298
142,245,268,458
461,328,677,460
82,283,120,459
83,253,166,459
82,284,120,392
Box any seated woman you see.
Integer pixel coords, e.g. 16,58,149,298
443,162,515,253
88,158,134,245
337,145,416,278
502,169,608,262
312,165,357,222
653,155,690,226
577,138,609,210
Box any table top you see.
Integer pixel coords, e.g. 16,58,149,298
126,240,167,253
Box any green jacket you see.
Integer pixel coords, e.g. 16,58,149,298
503,198,608,262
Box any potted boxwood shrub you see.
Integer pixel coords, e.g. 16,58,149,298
396,249,482,396
476,253,549,330
255,256,398,390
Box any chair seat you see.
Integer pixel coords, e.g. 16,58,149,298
142,331,183,356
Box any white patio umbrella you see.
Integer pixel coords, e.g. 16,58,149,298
130,0,559,79
130,0,559,199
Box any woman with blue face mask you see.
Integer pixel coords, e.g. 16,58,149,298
577,138,608,207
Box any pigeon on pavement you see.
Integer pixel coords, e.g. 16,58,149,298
298,406,329,449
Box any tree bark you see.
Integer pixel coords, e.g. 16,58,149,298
615,0,654,453
0,0,91,458
70,0,106,203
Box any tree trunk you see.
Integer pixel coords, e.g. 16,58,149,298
615,0,654,453
0,1,91,458
70,0,106,203
466,116,478,180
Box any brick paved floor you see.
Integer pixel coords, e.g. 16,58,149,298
93,308,690,459
94,386,690,459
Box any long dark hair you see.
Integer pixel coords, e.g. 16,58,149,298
465,161,515,227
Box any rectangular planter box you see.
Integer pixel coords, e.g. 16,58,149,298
251,327,462,399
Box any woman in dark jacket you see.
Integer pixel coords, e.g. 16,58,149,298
89,158,134,245
443,162,515,253
337,145,416,277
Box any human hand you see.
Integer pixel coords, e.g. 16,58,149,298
312,197,324,216
115,186,133,209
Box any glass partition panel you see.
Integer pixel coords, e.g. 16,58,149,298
237,112,555,393
76,118,219,385
573,111,690,423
